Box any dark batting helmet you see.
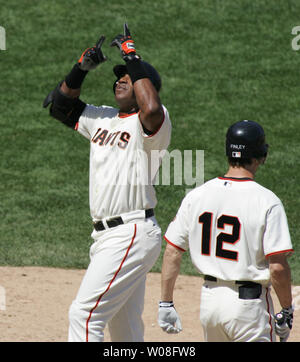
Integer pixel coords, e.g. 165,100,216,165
113,61,162,93
226,120,269,159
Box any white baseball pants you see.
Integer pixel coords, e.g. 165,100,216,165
200,279,276,342
68,216,161,342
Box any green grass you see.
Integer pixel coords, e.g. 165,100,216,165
0,0,299,282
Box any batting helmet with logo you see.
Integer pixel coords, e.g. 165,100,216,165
226,120,269,159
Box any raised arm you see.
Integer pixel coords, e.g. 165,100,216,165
43,36,107,128
111,24,164,133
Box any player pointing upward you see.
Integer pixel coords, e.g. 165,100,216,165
158,120,294,342
44,24,171,342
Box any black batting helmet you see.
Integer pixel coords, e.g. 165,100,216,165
226,120,269,159
113,61,161,93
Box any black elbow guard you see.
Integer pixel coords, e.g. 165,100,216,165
43,82,86,129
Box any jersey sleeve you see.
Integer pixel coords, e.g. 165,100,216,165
164,194,191,252
76,104,106,140
140,105,172,151
263,202,294,258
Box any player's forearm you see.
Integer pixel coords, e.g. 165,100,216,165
161,243,183,301
134,78,164,132
124,57,164,133
60,63,88,98
269,255,293,308
60,81,81,98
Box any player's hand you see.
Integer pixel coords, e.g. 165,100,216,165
110,23,140,62
78,36,107,71
158,301,182,334
274,306,293,342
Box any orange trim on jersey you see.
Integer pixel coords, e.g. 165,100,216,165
163,235,186,252
265,249,294,258
139,109,165,138
85,224,137,342
74,122,79,131
118,111,139,118
218,176,254,182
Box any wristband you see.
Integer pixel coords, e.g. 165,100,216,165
65,63,88,89
284,305,294,313
159,301,174,308
125,57,149,84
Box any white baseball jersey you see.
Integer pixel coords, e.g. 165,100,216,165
164,176,293,285
75,104,171,221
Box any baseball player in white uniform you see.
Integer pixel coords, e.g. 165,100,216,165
43,24,171,342
158,120,294,342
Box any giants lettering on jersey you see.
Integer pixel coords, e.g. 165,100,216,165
91,128,131,149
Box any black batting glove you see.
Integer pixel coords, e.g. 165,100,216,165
78,35,107,71
110,23,141,62
274,306,293,342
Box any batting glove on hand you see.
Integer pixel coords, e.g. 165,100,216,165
110,23,141,62
158,301,182,334
274,306,293,342
78,36,107,71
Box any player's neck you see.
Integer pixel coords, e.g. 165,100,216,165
117,98,139,117
225,165,256,180
118,108,139,117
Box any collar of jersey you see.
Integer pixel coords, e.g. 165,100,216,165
118,110,139,118
218,176,254,182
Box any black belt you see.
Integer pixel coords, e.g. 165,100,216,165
93,209,154,231
204,275,259,285
204,275,262,299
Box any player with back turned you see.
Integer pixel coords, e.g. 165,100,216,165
43,24,171,342
158,120,294,342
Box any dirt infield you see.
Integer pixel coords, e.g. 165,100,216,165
0,266,299,342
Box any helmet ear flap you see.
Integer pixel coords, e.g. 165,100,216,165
252,141,269,159
263,143,269,156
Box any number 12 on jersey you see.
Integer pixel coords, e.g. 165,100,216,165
198,212,241,261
